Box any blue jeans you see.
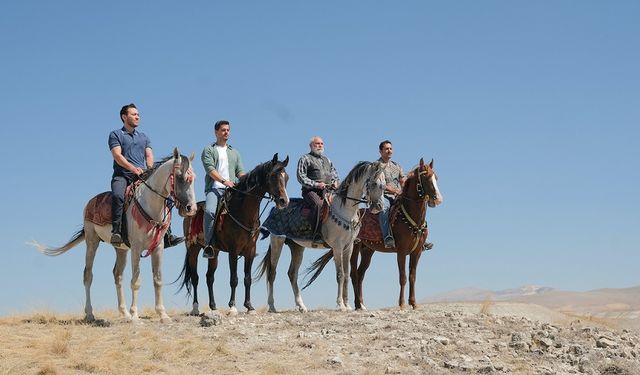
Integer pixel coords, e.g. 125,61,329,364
378,195,395,242
204,188,225,246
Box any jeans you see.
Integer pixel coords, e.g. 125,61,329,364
378,195,395,242
204,188,225,246
302,188,324,237
111,173,133,234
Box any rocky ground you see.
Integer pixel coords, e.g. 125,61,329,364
1,302,638,374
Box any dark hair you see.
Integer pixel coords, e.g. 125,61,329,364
214,120,230,131
379,140,392,151
120,103,137,123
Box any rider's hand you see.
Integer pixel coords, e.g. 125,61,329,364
223,180,235,188
317,182,326,190
132,167,144,176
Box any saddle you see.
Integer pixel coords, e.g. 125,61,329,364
84,181,142,245
357,205,400,243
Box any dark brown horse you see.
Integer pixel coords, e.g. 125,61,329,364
305,158,442,310
176,154,289,314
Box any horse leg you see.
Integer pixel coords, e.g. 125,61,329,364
350,243,360,309
228,251,239,314
150,247,171,323
113,248,131,320
267,237,285,313
206,252,218,312
243,251,256,313
129,248,142,321
82,225,100,322
408,250,422,309
287,242,307,312
332,246,348,311
187,244,200,315
341,243,353,311
356,246,375,311
397,253,408,310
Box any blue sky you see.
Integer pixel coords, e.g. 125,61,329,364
1,1,638,316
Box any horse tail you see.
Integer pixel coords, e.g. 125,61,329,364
174,244,194,299
253,244,272,282
302,250,334,290
29,228,85,256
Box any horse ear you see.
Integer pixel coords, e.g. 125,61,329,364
173,147,180,159
429,159,434,169
419,158,425,168
189,152,195,161
283,155,289,167
272,153,278,164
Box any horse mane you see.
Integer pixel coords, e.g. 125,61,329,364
232,158,284,194
139,154,185,180
335,161,382,204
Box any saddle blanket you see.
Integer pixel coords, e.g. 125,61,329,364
262,198,315,241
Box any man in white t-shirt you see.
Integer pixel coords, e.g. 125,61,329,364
201,120,245,258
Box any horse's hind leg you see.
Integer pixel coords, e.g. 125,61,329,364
206,252,218,312
340,243,353,311
287,242,307,312
332,246,348,312
129,248,142,321
113,248,131,320
408,250,422,309
355,246,375,311
187,245,200,315
83,225,100,322
228,251,239,314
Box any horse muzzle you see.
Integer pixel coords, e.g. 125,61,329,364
369,203,383,215
275,196,289,209
179,203,198,217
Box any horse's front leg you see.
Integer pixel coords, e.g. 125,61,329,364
397,253,408,310
228,251,239,314
408,250,422,309
332,245,348,312
341,243,353,311
151,247,171,323
287,243,307,312
206,251,218,312
267,238,285,313
113,248,131,320
129,247,142,321
243,250,256,313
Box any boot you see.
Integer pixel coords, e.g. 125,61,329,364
164,233,185,248
110,233,123,246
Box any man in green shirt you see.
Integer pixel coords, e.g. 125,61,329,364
201,120,245,258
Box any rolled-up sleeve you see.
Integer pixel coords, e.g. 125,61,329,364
201,146,216,174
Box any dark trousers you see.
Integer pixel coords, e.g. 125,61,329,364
302,188,324,236
111,174,133,234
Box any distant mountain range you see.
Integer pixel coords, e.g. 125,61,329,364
423,285,640,317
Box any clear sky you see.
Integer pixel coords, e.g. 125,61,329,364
1,1,638,316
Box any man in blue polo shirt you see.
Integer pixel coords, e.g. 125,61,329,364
108,103,183,248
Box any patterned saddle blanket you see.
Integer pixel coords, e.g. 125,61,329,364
83,182,141,227
357,205,399,243
262,198,326,242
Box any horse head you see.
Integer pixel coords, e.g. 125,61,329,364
266,153,290,209
171,147,198,217
415,158,443,208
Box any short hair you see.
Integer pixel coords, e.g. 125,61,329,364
120,103,137,123
214,120,230,131
379,140,392,151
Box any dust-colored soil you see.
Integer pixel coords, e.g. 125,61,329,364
1,302,638,374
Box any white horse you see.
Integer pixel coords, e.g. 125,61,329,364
257,161,385,312
31,148,197,323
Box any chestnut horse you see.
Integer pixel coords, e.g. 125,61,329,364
176,154,289,314
31,148,197,322
304,158,443,310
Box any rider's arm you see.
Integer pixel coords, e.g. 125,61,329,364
111,146,143,175
297,155,318,189
145,147,154,170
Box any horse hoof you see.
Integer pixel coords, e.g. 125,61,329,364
189,309,200,316
268,306,277,313
298,306,308,313
247,309,257,315
84,314,95,322
228,307,238,316
207,310,222,319
160,315,172,323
